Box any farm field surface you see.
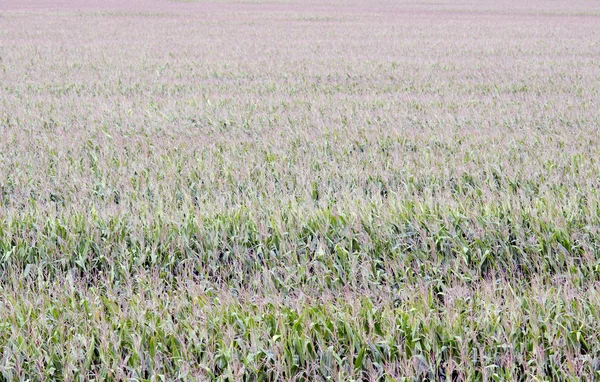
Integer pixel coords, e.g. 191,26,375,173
1,0,600,380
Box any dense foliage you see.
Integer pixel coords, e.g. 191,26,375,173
1,0,600,379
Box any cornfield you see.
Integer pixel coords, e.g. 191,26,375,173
1,0,600,380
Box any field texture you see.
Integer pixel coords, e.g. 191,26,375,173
2,0,600,380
